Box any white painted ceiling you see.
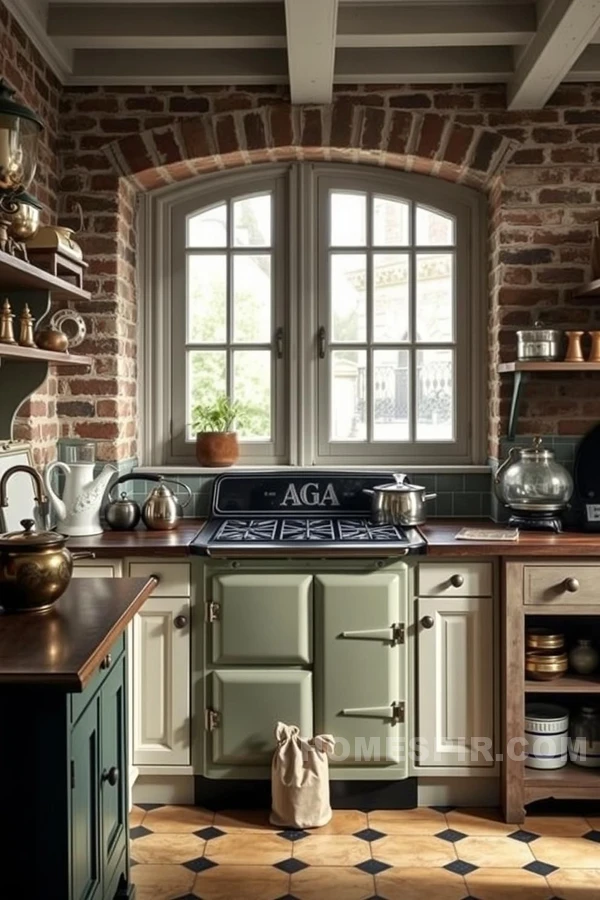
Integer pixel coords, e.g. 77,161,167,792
7,0,600,108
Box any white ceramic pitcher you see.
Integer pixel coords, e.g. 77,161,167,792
45,460,117,536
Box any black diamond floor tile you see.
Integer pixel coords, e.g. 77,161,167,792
355,859,391,875
273,896,301,900
523,860,558,877
194,826,226,841
274,858,309,874
354,827,386,842
130,825,152,840
584,830,600,843
435,828,467,843
183,857,219,874
508,830,539,843
430,805,456,813
278,829,310,841
136,802,163,810
444,860,479,876
172,895,199,900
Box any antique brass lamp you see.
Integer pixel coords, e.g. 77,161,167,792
0,79,44,255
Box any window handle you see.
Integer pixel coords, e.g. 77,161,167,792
318,326,326,359
275,327,284,360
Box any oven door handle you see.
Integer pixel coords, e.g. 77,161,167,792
341,703,405,723
340,627,396,642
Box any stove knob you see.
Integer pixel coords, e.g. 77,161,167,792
421,615,435,629
450,574,464,588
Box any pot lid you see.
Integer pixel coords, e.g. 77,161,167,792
518,436,555,460
373,473,425,492
0,518,66,549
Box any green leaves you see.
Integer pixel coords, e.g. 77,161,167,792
190,395,247,433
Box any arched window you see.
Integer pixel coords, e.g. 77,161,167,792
142,163,486,466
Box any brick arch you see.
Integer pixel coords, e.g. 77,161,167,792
104,102,516,193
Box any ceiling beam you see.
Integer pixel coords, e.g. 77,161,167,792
47,2,286,49
566,42,600,77
337,2,535,48
334,46,513,82
284,0,338,104
508,0,600,109
3,0,72,80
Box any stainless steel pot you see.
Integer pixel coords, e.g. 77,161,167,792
517,321,562,361
363,474,436,526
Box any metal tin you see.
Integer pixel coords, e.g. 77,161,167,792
525,703,569,770
526,629,564,651
517,320,562,361
525,650,568,681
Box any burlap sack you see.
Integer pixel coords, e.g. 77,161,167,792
269,722,335,829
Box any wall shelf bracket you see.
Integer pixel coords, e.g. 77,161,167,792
507,370,528,442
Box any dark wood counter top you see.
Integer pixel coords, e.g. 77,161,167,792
66,520,205,557
0,577,157,690
422,520,600,557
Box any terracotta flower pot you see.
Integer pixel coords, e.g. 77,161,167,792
196,432,239,467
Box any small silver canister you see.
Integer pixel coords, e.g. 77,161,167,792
516,321,562,361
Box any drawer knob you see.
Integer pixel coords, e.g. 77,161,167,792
564,577,580,593
421,615,435,629
101,766,119,787
450,574,465,588
100,653,112,670
174,615,188,630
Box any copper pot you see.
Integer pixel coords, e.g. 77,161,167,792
35,326,69,353
0,519,93,612
196,432,239,467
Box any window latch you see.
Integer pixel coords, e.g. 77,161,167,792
275,327,284,360
318,326,326,359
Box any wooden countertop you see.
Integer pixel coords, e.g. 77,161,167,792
63,518,600,558
0,577,157,690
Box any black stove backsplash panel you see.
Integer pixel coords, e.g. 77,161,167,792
212,471,395,517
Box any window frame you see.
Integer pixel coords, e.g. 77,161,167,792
139,162,487,468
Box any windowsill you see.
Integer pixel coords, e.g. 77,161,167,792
134,464,492,475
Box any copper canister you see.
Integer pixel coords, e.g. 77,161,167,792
526,629,564,651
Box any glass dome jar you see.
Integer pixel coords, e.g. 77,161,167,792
494,437,573,512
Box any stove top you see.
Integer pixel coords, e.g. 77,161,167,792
192,471,426,556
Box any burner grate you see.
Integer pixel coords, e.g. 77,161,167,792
280,518,337,541
215,519,279,542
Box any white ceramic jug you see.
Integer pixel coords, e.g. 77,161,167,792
45,461,117,536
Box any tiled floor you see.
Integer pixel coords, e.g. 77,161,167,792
130,804,600,899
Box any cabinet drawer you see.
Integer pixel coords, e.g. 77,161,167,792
73,559,122,579
127,561,190,597
418,563,492,597
524,565,600,606
71,635,125,724
211,574,312,664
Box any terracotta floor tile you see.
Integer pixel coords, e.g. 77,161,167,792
205,832,290,865
376,866,466,900
192,865,288,900
290,866,374,900
143,804,214,833
523,815,591,837
446,807,517,836
213,809,278,832
373,834,456,867
547,868,600,899
465,868,553,900
532,836,600,869
130,864,196,900
293,835,370,866
367,807,447,835
131,833,206,865
129,805,146,828
308,810,368,835
457,836,535,868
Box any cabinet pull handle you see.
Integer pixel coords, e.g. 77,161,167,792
102,767,119,787
318,326,326,359
100,653,112,670
174,615,188,629
420,615,435,629
450,574,464,588
564,577,580,593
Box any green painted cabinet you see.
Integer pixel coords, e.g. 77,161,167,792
71,697,102,900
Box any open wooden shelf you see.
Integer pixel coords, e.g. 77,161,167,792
0,249,90,301
525,674,600,692
0,344,92,366
525,762,600,788
498,361,600,373
574,278,600,299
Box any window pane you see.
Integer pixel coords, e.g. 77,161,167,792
416,349,454,441
330,349,367,441
330,192,366,246
233,193,271,247
373,254,410,343
233,254,271,343
187,350,227,439
233,350,271,440
416,253,454,343
416,205,455,246
187,203,227,248
187,255,227,343
373,349,410,441
373,196,409,246
331,254,366,342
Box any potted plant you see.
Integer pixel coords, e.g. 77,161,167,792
191,396,246,467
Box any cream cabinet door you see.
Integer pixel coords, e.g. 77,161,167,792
72,559,123,578
132,595,190,766
418,596,494,768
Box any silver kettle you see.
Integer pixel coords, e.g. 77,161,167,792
104,474,192,531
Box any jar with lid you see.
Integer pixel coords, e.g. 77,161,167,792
494,436,573,514
569,706,600,767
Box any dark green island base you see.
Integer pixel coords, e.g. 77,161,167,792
0,576,157,900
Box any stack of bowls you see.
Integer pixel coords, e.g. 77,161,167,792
525,703,569,769
525,629,567,681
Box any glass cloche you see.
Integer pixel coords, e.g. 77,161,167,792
494,437,573,512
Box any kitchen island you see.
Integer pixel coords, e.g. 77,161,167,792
0,576,157,900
